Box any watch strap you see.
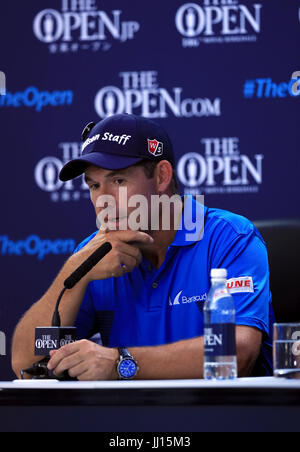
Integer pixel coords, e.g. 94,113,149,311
118,347,133,359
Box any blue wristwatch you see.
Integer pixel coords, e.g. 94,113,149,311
117,348,139,380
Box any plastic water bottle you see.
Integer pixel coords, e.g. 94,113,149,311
203,268,237,380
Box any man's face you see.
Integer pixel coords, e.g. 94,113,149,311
84,164,157,232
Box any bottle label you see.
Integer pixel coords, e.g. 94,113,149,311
212,288,229,303
204,323,236,357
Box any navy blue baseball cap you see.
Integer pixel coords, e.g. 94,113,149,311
59,113,175,181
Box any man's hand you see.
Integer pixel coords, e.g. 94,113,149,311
47,340,119,381
71,230,153,282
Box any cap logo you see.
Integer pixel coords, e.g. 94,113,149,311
82,134,100,152
102,132,131,146
82,132,132,154
147,139,164,157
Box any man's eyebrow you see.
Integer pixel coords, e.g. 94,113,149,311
105,169,131,178
84,175,97,184
84,169,130,184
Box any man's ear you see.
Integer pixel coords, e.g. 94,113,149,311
154,160,174,194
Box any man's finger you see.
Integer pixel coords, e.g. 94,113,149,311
47,342,80,371
67,361,90,379
99,230,153,245
115,242,143,265
111,254,139,277
52,352,84,377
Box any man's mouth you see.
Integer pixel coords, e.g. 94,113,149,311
106,217,128,229
110,217,127,222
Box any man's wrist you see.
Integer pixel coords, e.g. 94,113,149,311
111,348,120,380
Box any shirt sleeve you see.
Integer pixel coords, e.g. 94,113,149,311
209,221,272,336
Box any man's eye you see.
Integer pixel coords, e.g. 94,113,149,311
89,184,99,191
114,179,125,185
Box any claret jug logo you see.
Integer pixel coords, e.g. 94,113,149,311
33,0,140,54
175,0,262,47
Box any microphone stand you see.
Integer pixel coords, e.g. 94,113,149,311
21,242,112,380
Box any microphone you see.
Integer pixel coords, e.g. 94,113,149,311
64,241,113,290
51,241,113,327
22,242,112,379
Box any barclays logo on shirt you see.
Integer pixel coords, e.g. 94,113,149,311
0,235,76,260
0,86,73,112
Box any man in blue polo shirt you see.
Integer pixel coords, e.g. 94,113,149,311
12,113,274,380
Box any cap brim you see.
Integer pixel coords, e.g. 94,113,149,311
59,153,144,182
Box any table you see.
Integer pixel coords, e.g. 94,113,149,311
0,377,300,432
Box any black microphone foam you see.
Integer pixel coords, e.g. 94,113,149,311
64,241,112,289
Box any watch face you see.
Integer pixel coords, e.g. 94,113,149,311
119,358,137,379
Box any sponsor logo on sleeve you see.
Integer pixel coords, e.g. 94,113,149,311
227,276,254,294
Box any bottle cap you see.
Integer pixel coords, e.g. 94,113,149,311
210,268,227,279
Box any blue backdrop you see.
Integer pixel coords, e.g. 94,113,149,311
0,0,299,380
